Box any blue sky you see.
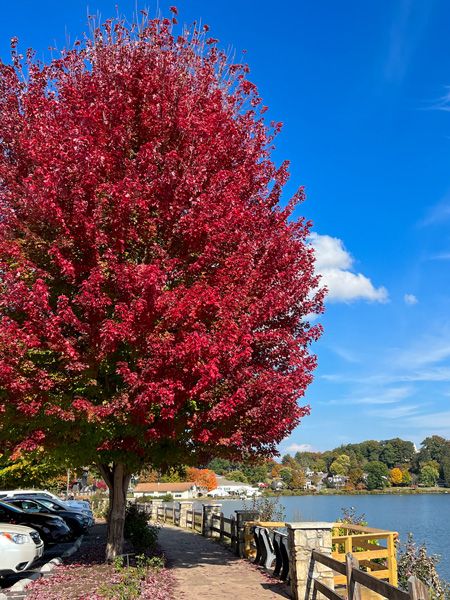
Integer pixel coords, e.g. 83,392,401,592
2,1,450,453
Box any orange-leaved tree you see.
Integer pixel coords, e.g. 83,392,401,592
186,467,217,491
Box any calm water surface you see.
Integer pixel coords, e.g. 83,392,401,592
215,494,450,581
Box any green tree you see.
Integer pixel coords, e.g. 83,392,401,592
227,470,248,483
419,463,439,487
366,461,389,490
330,454,351,476
279,467,293,487
401,469,412,486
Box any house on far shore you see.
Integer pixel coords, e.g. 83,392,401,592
132,482,202,499
207,476,261,497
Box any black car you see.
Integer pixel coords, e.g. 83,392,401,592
0,500,71,545
4,497,88,538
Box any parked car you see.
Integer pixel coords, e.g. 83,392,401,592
4,498,89,538
32,496,94,528
0,524,44,575
0,501,70,545
0,491,94,526
0,489,61,500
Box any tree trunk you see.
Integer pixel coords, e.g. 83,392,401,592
97,461,132,561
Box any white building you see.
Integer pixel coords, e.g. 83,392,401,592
133,482,200,499
207,477,261,497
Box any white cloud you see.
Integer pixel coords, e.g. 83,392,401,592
324,385,413,406
322,366,450,385
367,404,422,419
406,410,450,430
420,194,450,227
284,443,316,454
404,294,418,305
310,233,388,303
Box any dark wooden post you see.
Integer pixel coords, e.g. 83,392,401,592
346,553,361,600
234,510,260,557
408,576,430,600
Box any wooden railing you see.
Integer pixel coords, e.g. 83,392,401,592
311,551,429,600
210,512,237,547
135,502,429,600
186,508,204,533
333,523,398,587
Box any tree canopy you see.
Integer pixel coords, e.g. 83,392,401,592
0,14,323,556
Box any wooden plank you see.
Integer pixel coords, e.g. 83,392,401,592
334,524,396,535
313,551,347,576
347,553,362,600
352,568,410,600
333,534,390,544
408,576,430,600
314,579,345,600
223,517,233,525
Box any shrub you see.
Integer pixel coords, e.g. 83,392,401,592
100,554,166,600
124,504,159,554
398,534,450,599
242,495,285,522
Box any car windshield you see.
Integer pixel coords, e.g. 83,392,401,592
38,499,59,510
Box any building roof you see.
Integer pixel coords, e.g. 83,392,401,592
134,482,196,493
216,477,253,488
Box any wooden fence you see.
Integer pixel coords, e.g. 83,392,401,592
332,523,398,587
311,550,429,600
135,502,430,600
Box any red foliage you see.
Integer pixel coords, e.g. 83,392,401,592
0,15,324,468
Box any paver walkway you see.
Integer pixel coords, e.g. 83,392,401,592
158,524,291,599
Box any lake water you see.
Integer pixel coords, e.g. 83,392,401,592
214,494,450,581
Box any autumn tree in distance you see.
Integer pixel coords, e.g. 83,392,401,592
0,10,324,558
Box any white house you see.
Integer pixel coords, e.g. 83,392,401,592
133,482,200,499
207,476,261,497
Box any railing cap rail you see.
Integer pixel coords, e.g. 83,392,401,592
333,522,397,535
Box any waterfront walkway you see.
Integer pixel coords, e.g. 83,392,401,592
158,524,291,599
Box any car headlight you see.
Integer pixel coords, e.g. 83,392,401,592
74,514,84,521
1,532,30,544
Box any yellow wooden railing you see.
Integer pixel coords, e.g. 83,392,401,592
242,520,399,589
333,523,399,587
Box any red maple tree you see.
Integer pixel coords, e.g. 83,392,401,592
0,14,324,557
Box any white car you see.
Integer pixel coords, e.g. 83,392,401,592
0,524,44,574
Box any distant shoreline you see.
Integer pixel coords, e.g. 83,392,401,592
197,487,450,500
263,487,450,497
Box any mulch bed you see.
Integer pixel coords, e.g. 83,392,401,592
25,522,174,600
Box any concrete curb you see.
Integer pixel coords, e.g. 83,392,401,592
62,535,83,558
4,570,42,593
0,536,82,598
40,557,62,573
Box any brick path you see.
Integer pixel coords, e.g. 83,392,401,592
158,524,291,599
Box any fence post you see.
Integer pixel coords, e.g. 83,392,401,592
234,510,260,557
219,513,225,543
202,504,222,538
346,553,361,600
286,521,334,600
151,500,163,522
387,533,398,587
178,501,193,528
408,576,430,600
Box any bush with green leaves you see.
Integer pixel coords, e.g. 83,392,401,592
100,554,166,600
124,504,159,554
